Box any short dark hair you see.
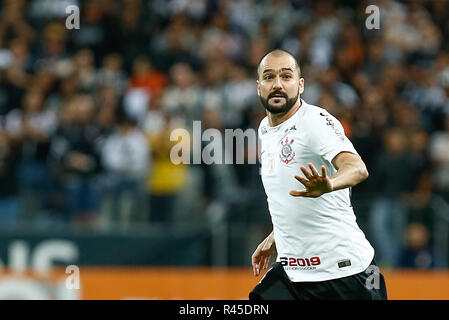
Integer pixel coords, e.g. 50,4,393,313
257,49,301,78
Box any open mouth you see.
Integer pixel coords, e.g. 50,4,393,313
269,91,287,100
270,95,285,99
270,96,286,103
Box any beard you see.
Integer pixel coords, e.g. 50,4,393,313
259,89,300,114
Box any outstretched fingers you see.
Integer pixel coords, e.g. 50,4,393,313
289,190,309,197
294,175,308,186
308,163,320,178
321,165,327,178
300,166,313,180
252,256,261,276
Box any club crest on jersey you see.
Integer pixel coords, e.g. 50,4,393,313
280,137,295,164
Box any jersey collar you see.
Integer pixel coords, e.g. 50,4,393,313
267,98,306,132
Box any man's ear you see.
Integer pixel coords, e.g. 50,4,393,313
256,79,261,96
298,78,305,95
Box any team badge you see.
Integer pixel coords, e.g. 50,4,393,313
279,137,295,164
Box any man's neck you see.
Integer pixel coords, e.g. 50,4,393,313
267,99,302,127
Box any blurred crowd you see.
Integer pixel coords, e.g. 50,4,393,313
0,0,448,269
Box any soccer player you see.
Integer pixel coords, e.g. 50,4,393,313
250,49,387,300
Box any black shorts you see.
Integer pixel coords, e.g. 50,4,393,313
249,259,387,300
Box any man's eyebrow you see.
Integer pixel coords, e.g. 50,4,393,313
262,68,274,74
262,68,294,74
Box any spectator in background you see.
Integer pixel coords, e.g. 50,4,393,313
399,128,434,249
100,105,150,229
350,86,388,168
201,59,226,130
70,0,108,60
0,0,35,49
121,55,167,124
129,55,168,98
199,11,246,62
0,129,20,224
115,0,150,70
5,87,57,222
95,85,121,136
161,62,202,127
46,74,80,113
428,1,449,50
33,65,57,96
406,129,434,221
50,95,103,224
74,49,96,93
1,38,33,114
95,53,128,94
257,0,303,43
368,128,413,268
34,22,68,71
146,113,188,225
399,222,434,269
361,39,387,84
333,24,364,82
246,38,270,72
149,13,202,71
223,62,257,129
402,63,447,132
198,58,232,207
307,1,342,70
316,67,359,110
5,37,33,73
429,114,449,202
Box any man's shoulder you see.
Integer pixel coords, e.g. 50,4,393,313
301,101,351,148
298,101,334,129
257,116,269,137
301,101,331,120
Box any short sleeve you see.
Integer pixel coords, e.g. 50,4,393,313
306,110,359,164
257,117,269,138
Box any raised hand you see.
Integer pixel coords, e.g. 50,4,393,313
289,163,333,198
252,232,276,276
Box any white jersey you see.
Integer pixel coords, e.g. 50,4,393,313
258,99,374,282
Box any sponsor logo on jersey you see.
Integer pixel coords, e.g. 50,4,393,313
337,259,352,268
279,136,295,164
280,256,321,270
284,125,297,133
324,116,345,142
261,126,268,135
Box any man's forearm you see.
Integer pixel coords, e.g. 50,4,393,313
329,161,369,192
266,231,275,245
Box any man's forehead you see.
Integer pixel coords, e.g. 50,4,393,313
259,55,296,73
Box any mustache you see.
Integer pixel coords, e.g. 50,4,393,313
268,90,288,99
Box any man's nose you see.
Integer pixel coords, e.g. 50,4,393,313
273,75,283,89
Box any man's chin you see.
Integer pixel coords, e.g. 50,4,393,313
259,93,299,114
265,103,289,114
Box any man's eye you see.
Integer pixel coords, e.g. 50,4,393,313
264,75,272,80
283,74,292,79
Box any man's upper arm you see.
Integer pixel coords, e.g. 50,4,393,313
332,152,369,184
331,151,363,170
307,111,359,164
